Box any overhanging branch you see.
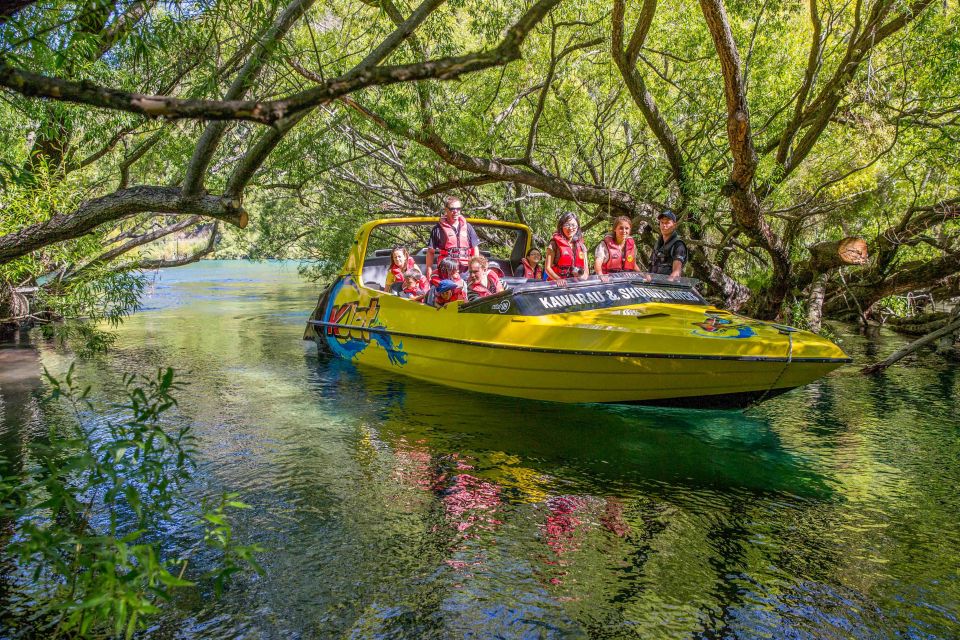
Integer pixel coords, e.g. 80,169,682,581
0,0,560,125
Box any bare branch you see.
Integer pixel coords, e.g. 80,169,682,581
69,216,202,278
0,186,247,265
95,0,158,59
225,0,450,198
182,0,318,195
342,97,638,214
124,222,220,271
775,0,823,168
776,0,935,182
611,0,686,198
699,0,791,314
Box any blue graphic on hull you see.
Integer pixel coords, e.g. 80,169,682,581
322,277,408,366
692,312,757,339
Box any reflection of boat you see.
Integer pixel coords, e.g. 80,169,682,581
314,356,830,500
304,218,851,408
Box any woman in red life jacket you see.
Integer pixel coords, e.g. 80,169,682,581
519,248,544,280
544,212,589,282
426,257,467,307
466,256,503,301
384,246,417,291
594,216,639,276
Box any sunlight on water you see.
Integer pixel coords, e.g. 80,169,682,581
2,261,958,639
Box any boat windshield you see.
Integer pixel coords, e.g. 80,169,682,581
359,220,528,288
460,271,708,316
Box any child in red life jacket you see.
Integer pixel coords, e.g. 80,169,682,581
399,269,427,301
426,257,467,307
519,248,544,280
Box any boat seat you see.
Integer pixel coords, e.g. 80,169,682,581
361,253,515,288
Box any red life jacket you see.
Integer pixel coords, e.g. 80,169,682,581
601,235,636,273
389,256,416,285
434,272,466,306
437,215,472,267
468,270,501,297
435,286,466,306
400,285,423,299
520,258,543,280
549,232,587,280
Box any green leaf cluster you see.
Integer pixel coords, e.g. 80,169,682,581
0,365,262,638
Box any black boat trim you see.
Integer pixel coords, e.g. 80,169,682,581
307,320,854,364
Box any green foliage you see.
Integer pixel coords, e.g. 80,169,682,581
876,295,911,318
0,365,263,638
39,320,119,358
1,0,959,310
37,270,146,328
784,297,811,332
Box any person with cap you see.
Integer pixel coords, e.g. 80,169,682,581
649,209,687,278
426,195,480,280
425,257,468,307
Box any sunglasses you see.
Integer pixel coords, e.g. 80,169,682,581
446,206,462,212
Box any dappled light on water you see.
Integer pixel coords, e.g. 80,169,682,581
3,262,958,639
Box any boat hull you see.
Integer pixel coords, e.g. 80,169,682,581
305,275,850,408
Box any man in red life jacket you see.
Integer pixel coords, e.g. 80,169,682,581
425,258,467,307
426,196,479,280
466,256,503,301
594,216,639,276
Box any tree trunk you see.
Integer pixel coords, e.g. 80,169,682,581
861,313,960,374
807,272,829,333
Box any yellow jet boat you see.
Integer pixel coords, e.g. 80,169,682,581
304,217,852,408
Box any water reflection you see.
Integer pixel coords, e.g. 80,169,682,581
2,262,957,639
311,354,829,500
297,355,860,637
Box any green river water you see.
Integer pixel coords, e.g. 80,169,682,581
1,260,958,639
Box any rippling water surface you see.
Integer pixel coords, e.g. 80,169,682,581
2,261,958,639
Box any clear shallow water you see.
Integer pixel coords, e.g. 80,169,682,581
1,260,958,639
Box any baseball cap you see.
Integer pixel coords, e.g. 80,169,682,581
436,280,459,293
657,210,677,222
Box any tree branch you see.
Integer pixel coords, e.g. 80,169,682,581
123,222,220,271
699,0,791,314
68,216,202,278
182,0,318,195
1,0,560,125
0,186,246,265
774,0,935,183
611,0,686,198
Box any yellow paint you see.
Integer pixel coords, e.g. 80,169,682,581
306,218,851,405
